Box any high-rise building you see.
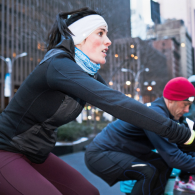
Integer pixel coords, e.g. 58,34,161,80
130,0,155,40
0,0,54,109
151,0,161,24
0,0,131,110
147,19,193,78
130,0,161,40
157,0,195,48
152,38,181,80
156,0,195,73
131,0,147,40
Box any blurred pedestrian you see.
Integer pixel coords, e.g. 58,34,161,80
0,7,194,195
85,77,195,195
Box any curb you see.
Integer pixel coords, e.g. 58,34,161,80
52,137,94,156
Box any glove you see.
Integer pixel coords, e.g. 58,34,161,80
179,130,195,152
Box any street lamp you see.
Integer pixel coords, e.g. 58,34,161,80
126,81,131,85
108,58,129,87
144,81,156,102
147,86,153,91
109,81,113,86
121,67,149,100
0,52,27,102
144,81,156,87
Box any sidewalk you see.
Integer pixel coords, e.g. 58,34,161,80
59,151,124,195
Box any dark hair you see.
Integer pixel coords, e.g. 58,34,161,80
46,7,101,51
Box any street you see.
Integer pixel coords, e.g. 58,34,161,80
59,151,179,195
59,151,124,195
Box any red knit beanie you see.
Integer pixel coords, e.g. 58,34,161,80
163,77,195,101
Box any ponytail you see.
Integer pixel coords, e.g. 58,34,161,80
46,7,101,51
47,7,89,51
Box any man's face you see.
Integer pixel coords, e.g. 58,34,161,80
169,100,192,120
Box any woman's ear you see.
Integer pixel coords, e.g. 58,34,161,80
75,39,86,51
75,44,81,50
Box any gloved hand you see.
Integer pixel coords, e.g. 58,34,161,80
179,129,195,152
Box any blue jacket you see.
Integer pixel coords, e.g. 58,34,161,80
93,97,195,173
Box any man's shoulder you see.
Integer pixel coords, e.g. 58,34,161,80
146,97,169,118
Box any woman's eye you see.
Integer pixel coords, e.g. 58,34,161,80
98,32,103,36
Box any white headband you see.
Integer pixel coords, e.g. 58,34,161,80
68,15,108,45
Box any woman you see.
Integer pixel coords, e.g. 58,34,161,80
0,7,193,195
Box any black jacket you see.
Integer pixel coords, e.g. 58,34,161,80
0,37,191,163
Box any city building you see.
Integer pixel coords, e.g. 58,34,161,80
147,19,193,78
152,38,181,80
130,0,161,40
130,0,156,40
151,0,161,24
108,37,168,103
130,0,148,40
157,0,195,51
156,0,195,73
0,0,131,110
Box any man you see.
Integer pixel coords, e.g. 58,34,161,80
85,77,195,195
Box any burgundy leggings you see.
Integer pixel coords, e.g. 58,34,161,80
0,150,99,195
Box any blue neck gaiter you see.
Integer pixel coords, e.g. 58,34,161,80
74,47,100,75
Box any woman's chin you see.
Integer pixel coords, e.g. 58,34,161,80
100,59,106,65
91,58,106,65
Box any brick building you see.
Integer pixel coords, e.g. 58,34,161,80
147,19,193,78
152,38,180,80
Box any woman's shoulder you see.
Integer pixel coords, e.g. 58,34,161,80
50,49,75,62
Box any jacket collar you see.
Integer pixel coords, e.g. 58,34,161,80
40,36,75,65
153,97,176,121
54,35,75,61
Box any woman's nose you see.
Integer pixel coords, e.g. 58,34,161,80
105,36,112,46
